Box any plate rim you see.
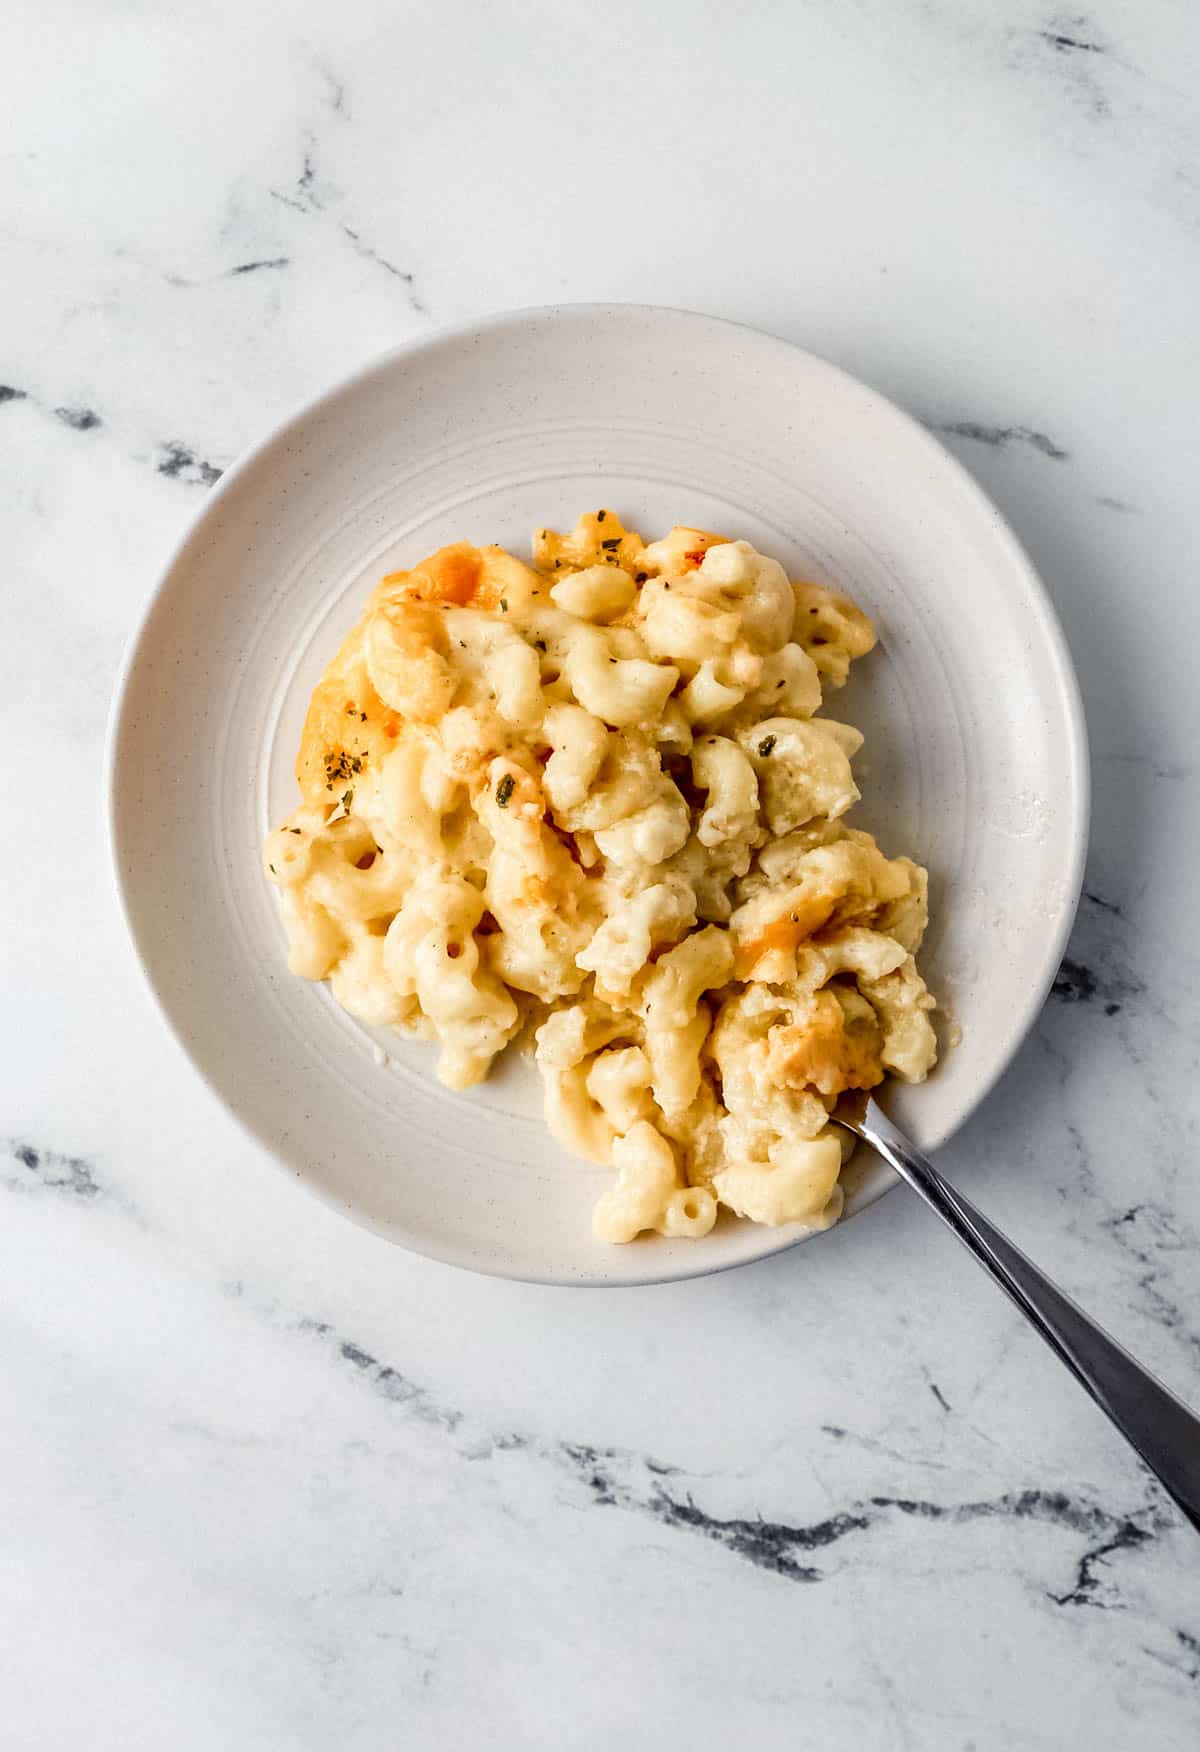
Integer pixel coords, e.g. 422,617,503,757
105,301,1090,1287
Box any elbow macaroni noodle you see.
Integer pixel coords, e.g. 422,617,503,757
264,513,940,1243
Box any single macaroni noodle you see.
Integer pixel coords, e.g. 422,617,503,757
264,512,940,1242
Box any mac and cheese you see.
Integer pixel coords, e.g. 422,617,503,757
264,512,939,1242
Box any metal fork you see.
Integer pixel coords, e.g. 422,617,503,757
837,1095,1200,1533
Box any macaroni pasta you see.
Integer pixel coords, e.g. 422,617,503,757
264,513,939,1242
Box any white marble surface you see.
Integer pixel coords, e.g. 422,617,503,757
3,1,1199,1745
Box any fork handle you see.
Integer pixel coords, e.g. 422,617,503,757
859,1098,1200,1533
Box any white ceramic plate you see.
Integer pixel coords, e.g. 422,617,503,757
108,305,1088,1285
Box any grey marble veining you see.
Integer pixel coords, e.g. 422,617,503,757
2,1,1199,1747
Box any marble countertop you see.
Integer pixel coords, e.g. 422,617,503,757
4,2,1199,1745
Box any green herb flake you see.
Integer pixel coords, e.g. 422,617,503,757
757,735,777,757
324,747,364,785
269,863,277,874
500,598,508,612
496,774,515,808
